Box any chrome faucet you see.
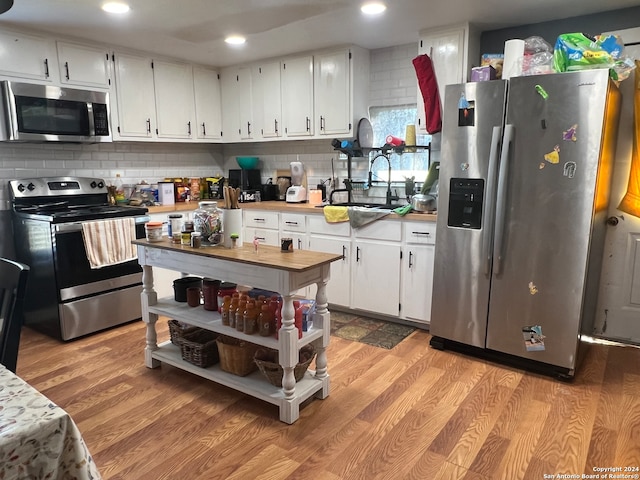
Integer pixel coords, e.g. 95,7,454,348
369,153,398,205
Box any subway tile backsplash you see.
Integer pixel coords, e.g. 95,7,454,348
0,44,419,210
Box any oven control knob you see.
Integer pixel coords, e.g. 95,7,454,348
17,183,25,192
97,181,104,188
27,182,36,191
90,181,97,188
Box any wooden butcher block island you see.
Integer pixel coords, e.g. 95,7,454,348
132,238,342,424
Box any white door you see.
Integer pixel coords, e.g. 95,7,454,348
57,42,111,88
352,241,400,317
594,27,640,343
113,52,156,138
237,66,254,140
193,67,222,140
401,244,434,324
153,60,194,139
314,50,350,136
281,55,314,137
255,61,282,138
308,236,351,308
0,29,54,81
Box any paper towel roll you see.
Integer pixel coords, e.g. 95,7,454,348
503,39,525,80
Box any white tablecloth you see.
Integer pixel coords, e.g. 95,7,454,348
0,364,102,480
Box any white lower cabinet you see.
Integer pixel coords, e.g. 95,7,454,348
243,209,435,325
308,216,352,307
352,220,402,317
401,222,436,325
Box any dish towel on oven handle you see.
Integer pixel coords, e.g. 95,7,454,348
412,53,442,134
81,217,137,269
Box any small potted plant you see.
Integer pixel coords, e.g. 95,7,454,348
230,233,239,249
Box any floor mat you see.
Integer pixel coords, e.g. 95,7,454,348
330,311,416,349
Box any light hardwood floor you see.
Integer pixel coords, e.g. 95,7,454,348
15,317,640,480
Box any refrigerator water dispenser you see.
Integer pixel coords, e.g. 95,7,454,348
447,178,484,229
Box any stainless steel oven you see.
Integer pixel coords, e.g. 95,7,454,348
9,177,149,340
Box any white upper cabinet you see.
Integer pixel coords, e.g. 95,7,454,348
56,41,111,88
315,46,370,139
416,23,479,134
0,29,56,82
253,61,282,139
153,60,195,140
281,55,314,138
314,49,350,136
221,66,254,141
112,51,156,139
193,67,223,141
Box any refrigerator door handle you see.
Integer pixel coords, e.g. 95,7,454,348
493,124,515,276
483,125,503,276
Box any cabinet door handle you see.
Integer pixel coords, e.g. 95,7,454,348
255,236,266,242
285,221,298,226
297,238,302,249
409,251,414,269
44,58,49,78
64,61,70,80
306,117,310,132
274,119,278,134
356,246,361,262
253,218,265,223
412,231,431,236
247,121,251,136
342,245,347,261
146,118,151,133
320,115,325,131
201,122,206,136
187,121,191,135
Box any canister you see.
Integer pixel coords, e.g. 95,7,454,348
144,221,163,242
167,213,183,236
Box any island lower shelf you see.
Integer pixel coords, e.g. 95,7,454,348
153,341,325,406
149,297,323,349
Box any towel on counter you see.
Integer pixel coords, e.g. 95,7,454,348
413,54,442,134
348,207,390,229
82,217,137,269
323,206,349,223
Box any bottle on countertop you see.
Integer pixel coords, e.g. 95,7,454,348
114,174,126,203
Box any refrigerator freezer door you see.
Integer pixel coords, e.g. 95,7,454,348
486,70,615,370
430,80,507,347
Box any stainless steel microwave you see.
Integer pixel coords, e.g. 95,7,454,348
0,81,112,143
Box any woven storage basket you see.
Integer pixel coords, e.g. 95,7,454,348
254,344,316,387
216,335,260,376
168,319,199,345
180,329,219,368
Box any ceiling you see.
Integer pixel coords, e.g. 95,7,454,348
1,0,639,67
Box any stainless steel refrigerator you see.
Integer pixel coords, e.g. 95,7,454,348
429,69,621,379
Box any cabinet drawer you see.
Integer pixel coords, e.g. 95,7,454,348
244,211,279,229
354,219,401,242
245,227,280,247
403,222,436,245
308,214,351,237
281,213,306,232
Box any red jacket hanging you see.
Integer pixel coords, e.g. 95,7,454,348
412,54,442,134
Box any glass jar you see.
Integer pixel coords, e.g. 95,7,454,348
193,201,223,245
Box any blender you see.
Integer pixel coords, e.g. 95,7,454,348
286,161,307,203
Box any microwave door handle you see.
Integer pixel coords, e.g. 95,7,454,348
482,125,502,276
87,102,96,136
492,124,514,276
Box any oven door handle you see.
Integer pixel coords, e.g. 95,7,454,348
54,215,151,233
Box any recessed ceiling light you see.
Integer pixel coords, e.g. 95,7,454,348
225,35,246,45
102,2,130,14
361,2,386,15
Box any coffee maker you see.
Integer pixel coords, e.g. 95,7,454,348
286,161,307,203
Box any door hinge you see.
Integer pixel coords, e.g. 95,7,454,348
111,53,115,62
349,51,352,60
217,73,220,80
151,61,154,69
156,128,158,135
398,303,401,312
105,53,109,61
400,250,403,259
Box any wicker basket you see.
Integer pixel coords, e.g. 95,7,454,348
216,335,260,376
180,330,219,368
168,319,200,345
254,345,316,387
